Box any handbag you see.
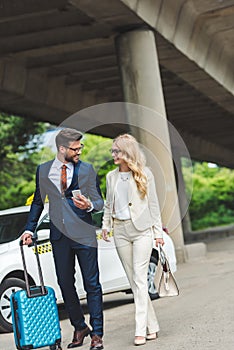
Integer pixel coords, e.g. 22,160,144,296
154,245,179,297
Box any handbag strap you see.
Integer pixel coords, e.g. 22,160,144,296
159,244,171,273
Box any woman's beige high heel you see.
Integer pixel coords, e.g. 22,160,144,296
146,332,157,340
134,336,146,346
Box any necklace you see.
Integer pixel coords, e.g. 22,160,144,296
120,172,130,181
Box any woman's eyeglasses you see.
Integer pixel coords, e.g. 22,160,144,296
110,148,121,155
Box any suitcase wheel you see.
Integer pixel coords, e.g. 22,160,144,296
49,345,62,350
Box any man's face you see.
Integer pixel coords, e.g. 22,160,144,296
62,140,84,163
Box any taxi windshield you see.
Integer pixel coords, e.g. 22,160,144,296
0,212,28,244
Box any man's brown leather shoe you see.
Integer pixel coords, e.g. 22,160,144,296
90,334,103,350
67,326,91,348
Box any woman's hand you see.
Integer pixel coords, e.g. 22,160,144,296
102,229,110,242
155,238,164,247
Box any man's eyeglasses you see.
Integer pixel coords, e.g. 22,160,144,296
110,148,121,155
64,144,84,153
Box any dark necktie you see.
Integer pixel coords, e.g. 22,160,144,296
61,164,67,194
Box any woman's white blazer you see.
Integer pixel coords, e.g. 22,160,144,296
102,167,163,239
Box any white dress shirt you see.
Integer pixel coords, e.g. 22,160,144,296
113,172,131,220
48,157,73,192
48,157,93,211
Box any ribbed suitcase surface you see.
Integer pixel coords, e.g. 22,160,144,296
11,286,61,349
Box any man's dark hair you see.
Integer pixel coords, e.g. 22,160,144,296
55,128,83,150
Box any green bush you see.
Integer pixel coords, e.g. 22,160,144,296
183,161,234,230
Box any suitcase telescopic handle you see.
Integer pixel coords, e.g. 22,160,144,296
20,239,47,297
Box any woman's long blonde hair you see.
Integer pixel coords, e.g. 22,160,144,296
113,134,147,198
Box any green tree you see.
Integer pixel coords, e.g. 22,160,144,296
0,114,46,209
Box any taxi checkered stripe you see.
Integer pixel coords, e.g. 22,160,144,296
33,232,113,254
33,243,52,255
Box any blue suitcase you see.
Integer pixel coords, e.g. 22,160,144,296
10,240,62,350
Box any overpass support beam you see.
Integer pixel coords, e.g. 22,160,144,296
115,28,186,262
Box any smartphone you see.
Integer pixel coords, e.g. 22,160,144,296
72,189,82,198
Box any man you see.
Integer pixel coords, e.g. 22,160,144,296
21,128,104,349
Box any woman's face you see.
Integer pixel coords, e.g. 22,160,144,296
111,142,126,166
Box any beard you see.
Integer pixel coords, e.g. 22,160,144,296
65,153,79,164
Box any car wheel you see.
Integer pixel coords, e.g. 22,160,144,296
0,278,26,333
148,255,160,300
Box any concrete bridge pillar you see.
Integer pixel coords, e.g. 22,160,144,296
173,151,192,242
115,28,186,262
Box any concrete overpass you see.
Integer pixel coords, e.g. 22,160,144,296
0,0,233,166
0,0,234,260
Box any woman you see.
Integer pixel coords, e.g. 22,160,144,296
102,134,164,346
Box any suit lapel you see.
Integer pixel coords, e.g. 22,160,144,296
109,169,119,207
128,172,135,201
67,160,81,191
41,160,54,176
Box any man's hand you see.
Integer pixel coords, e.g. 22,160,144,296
72,194,91,210
21,232,33,246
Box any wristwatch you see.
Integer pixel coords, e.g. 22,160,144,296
86,200,92,211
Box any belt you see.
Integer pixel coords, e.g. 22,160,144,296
113,217,131,222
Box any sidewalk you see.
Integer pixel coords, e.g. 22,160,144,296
1,236,234,350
